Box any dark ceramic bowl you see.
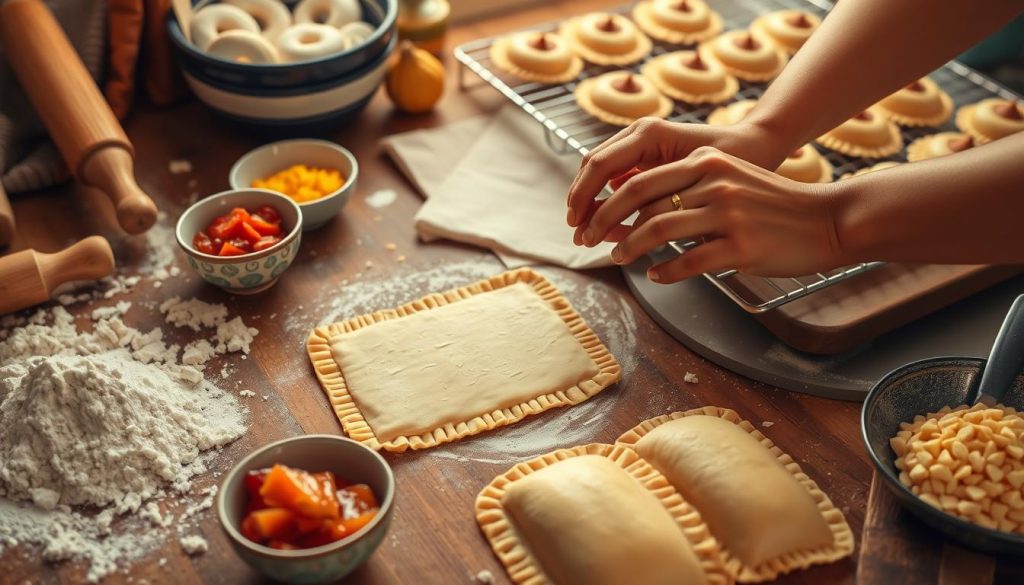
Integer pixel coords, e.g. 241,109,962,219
217,435,395,584
167,0,397,129
862,357,1024,556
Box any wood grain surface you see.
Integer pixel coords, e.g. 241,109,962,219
1,1,1023,583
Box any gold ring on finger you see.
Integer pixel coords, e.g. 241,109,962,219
670,193,683,211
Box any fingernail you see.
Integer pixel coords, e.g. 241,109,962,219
648,268,661,282
582,228,594,246
611,246,623,264
567,209,576,226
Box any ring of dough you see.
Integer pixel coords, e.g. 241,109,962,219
775,145,832,183
559,13,652,66
489,31,584,84
339,21,376,48
189,3,261,52
839,161,901,180
631,0,723,45
617,406,855,582
306,269,621,452
276,23,347,62
749,10,820,54
294,0,361,28
707,99,757,126
206,29,279,64
906,132,975,162
475,443,732,585
955,98,1024,144
641,50,738,105
575,72,673,127
222,0,292,42
816,108,903,158
701,30,788,82
874,77,954,127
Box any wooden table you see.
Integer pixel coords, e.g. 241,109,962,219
1,1,1022,583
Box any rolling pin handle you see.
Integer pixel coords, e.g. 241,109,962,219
81,147,158,235
36,235,116,288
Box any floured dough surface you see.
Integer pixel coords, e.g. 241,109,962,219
634,415,832,569
329,283,599,443
503,455,708,585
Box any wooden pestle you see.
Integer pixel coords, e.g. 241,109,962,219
0,0,157,235
0,236,115,315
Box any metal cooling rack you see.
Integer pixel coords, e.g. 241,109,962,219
454,0,1022,313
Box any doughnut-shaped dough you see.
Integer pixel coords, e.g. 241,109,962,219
775,145,832,183
641,50,738,104
339,21,376,48
632,0,723,44
875,77,953,127
222,0,292,42
702,29,788,82
276,23,347,62
907,132,975,162
956,98,1024,144
575,72,673,126
206,29,279,64
750,10,820,53
489,31,584,84
707,99,757,126
190,4,261,52
294,0,361,28
817,109,902,158
559,13,652,66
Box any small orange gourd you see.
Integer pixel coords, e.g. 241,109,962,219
386,40,445,113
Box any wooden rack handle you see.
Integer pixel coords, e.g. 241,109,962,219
0,0,157,235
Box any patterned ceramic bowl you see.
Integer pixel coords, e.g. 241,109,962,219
216,435,395,584
175,189,302,294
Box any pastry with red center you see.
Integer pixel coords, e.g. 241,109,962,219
707,99,757,126
575,71,673,126
631,0,723,45
559,12,652,66
775,145,833,183
874,77,953,127
839,161,902,180
956,98,1024,144
817,109,902,158
489,31,583,84
907,132,975,162
750,10,820,54
641,50,738,104
701,29,788,82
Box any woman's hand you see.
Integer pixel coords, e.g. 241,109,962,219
567,117,791,235
576,146,847,283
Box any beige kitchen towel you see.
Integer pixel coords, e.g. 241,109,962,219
384,106,614,269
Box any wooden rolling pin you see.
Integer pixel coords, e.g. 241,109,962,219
0,0,157,235
0,236,115,315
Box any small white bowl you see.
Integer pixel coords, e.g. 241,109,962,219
176,189,302,294
230,140,358,231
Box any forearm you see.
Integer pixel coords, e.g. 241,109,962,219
832,132,1024,265
743,0,1023,168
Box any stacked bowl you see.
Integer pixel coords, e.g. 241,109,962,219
167,0,397,131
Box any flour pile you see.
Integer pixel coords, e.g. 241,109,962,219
0,299,253,581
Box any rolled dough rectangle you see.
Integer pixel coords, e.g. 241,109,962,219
306,269,621,452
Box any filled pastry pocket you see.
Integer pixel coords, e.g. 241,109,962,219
476,443,732,585
617,406,855,582
306,268,620,452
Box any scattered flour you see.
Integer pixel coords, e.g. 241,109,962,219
684,372,699,384
239,390,256,398
762,421,775,428
0,300,253,581
179,535,208,555
475,570,496,584
168,160,193,174
365,189,397,208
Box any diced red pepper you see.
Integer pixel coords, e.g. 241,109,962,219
248,214,281,236
254,205,281,224
253,236,281,252
342,509,377,534
245,507,299,541
240,221,263,243
219,241,249,256
260,464,340,520
192,232,216,255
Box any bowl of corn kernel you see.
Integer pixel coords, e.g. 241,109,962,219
230,139,358,230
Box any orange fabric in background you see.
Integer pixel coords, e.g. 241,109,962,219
103,0,186,119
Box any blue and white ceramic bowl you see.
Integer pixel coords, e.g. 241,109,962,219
167,0,397,130
217,435,395,584
175,189,302,294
